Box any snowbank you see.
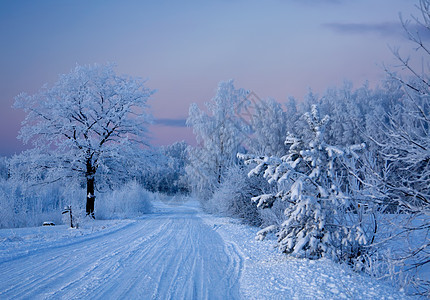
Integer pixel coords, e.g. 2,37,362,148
199,210,413,299
95,181,154,219
0,219,133,263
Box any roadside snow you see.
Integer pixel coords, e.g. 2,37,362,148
199,208,413,299
0,219,133,263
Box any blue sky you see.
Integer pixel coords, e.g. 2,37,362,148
0,0,418,155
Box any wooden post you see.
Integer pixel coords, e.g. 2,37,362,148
62,205,74,228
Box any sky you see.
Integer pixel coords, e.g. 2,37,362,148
0,0,419,156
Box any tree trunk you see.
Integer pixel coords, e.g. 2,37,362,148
85,159,96,218
86,176,95,218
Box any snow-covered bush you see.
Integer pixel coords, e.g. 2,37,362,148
240,105,368,262
0,178,153,228
205,164,269,226
95,181,154,219
0,179,82,228
0,180,15,228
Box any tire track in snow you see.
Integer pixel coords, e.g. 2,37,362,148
0,202,242,299
51,217,173,299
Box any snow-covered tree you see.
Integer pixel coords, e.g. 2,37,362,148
240,105,367,261
318,82,366,147
12,64,154,217
164,141,190,194
249,98,288,157
283,97,300,136
139,142,189,195
186,80,249,198
0,157,8,181
363,1,430,294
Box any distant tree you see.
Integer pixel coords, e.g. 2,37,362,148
249,98,288,157
12,64,154,217
186,80,249,198
137,148,167,193
0,157,8,181
284,97,300,136
318,82,364,147
139,142,189,195
164,141,189,194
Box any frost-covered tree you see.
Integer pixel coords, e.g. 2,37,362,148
0,157,9,181
240,105,367,261
12,64,154,217
139,142,189,195
164,141,190,194
318,82,367,147
283,97,300,136
206,164,267,226
186,80,249,198
249,98,288,157
364,0,430,294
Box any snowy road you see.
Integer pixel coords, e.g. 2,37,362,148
0,201,242,299
0,198,412,300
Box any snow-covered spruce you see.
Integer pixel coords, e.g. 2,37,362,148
239,105,367,263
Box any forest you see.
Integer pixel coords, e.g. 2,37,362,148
2,1,430,298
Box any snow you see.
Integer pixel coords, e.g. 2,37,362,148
0,197,412,299
203,212,413,299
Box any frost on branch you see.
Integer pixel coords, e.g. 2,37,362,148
240,105,367,261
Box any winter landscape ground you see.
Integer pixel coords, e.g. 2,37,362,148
0,198,411,299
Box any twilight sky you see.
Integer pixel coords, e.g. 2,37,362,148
0,0,418,156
